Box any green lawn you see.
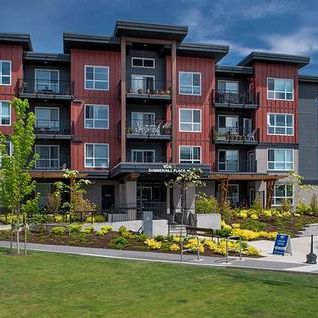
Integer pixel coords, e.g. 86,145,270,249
0,248,317,318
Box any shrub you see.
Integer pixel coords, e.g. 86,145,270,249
53,214,64,223
296,201,311,215
219,201,234,222
184,238,204,254
154,235,165,242
169,243,180,252
96,225,112,236
310,194,318,214
251,195,263,213
195,193,219,214
82,226,94,234
68,223,83,233
118,226,128,235
135,233,148,242
240,219,266,231
144,239,162,250
280,199,292,213
231,228,277,241
51,226,65,235
113,236,128,249
85,215,106,223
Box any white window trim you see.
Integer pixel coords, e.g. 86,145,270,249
267,148,294,171
267,113,294,136
0,60,12,86
131,57,155,69
84,104,109,129
267,77,294,101
84,143,109,168
131,149,156,163
0,100,11,126
84,65,109,91
35,68,60,93
179,108,202,132
179,145,201,163
131,74,156,90
35,145,60,170
272,183,294,206
218,149,239,172
179,71,202,96
217,80,239,92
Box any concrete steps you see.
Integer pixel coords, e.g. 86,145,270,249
296,223,318,237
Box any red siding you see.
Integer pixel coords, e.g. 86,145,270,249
70,49,121,171
0,45,23,135
254,62,298,144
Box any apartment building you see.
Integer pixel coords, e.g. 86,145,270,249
0,21,315,214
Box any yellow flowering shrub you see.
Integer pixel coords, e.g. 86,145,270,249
221,220,232,230
261,210,272,218
171,235,181,243
231,223,240,228
184,238,204,254
144,239,162,250
237,210,248,219
169,243,180,252
250,213,258,220
231,228,277,241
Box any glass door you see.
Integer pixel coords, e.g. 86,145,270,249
35,69,59,93
35,107,59,131
218,150,239,171
218,115,239,134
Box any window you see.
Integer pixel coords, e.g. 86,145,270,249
267,78,293,100
35,145,60,170
0,101,11,125
35,107,59,131
0,60,11,85
218,150,239,171
36,183,54,208
179,72,201,96
132,150,155,163
272,183,294,206
0,141,12,167
35,69,59,93
131,112,155,127
132,57,155,68
267,113,294,136
218,80,239,93
179,109,201,132
131,74,155,93
179,146,201,163
227,184,239,205
218,115,238,134
85,65,109,90
85,143,109,168
85,104,109,129
268,149,294,171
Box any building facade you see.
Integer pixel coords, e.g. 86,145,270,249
0,21,316,215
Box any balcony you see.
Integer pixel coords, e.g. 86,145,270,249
124,78,172,103
213,128,259,145
213,159,257,173
35,120,74,139
19,79,74,100
126,119,172,140
213,89,259,109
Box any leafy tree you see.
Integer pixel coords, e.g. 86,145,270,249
195,193,219,214
0,98,37,254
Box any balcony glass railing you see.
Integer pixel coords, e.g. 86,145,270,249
35,120,73,135
127,119,172,137
126,78,172,96
214,159,257,173
213,89,259,107
213,128,259,143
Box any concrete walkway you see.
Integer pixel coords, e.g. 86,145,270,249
1,240,317,274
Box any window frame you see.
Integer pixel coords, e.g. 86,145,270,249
217,80,239,93
35,144,60,170
84,65,109,91
267,148,294,171
179,71,202,96
179,108,202,132
179,145,201,164
84,104,109,129
0,60,12,86
272,183,294,206
131,57,155,69
267,113,294,136
35,68,60,93
84,143,109,168
218,149,239,172
131,149,156,163
267,77,294,101
0,100,11,126
35,106,60,130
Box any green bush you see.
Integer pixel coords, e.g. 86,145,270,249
135,233,148,242
310,194,318,215
53,214,64,223
280,199,292,213
82,226,94,234
95,225,112,236
240,219,266,231
111,236,128,249
85,215,106,223
195,193,219,214
215,227,232,238
118,225,128,235
154,235,165,242
296,201,311,215
251,195,263,213
51,226,66,235
219,201,235,223
68,224,83,233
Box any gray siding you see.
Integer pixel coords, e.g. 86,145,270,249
299,82,318,182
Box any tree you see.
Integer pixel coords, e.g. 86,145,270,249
0,98,37,254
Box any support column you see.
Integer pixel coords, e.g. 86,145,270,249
266,179,275,209
120,37,127,162
171,41,177,163
220,179,229,205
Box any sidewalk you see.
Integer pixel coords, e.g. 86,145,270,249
1,240,317,273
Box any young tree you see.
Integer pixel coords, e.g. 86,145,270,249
0,98,37,254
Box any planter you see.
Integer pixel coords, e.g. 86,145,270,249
194,213,221,230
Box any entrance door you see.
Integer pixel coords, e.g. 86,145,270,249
101,185,115,212
243,118,252,135
137,186,153,207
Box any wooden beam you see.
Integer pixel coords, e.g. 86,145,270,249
30,171,87,179
266,180,275,209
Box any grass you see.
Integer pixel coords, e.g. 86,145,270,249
0,248,318,318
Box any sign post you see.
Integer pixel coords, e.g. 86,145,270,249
273,233,292,256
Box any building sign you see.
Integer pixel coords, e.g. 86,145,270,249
273,233,292,256
147,164,190,174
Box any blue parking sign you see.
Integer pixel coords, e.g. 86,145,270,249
273,233,291,256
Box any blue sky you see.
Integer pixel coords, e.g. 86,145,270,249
1,0,318,74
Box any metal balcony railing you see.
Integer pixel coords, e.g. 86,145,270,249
34,159,61,170
35,120,74,135
213,127,259,143
213,89,259,107
126,78,172,96
213,159,257,173
19,79,74,96
127,119,172,137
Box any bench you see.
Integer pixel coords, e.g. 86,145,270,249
186,226,220,240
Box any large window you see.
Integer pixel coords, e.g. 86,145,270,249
179,72,201,96
132,57,155,68
267,113,294,135
179,146,201,163
85,65,109,90
227,184,239,205
267,78,294,100
35,69,59,93
218,150,239,171
0,101,11,126
268,149,294,171
131,74,155,94
0,60,11,85
272,183,294,206
35,107,59,131
218,80,239,93
35,145,60,170
85,104,109,129
132,150,155,163
179,109,201,132
85,143,109,168
218,115,238,134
